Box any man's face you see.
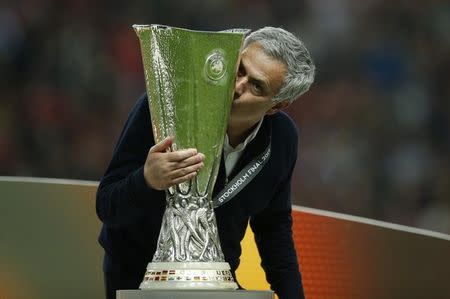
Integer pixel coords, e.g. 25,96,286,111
229,42,288,130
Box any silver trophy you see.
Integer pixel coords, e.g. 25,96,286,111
133,25,248,290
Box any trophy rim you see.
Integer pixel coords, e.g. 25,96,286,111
132,24,250,36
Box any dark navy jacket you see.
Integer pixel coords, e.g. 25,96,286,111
96,94,304,299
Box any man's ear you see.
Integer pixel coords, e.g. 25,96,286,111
266,100,290,115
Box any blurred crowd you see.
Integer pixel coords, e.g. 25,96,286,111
1,0,449,234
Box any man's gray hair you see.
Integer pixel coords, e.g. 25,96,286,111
243,27,315,103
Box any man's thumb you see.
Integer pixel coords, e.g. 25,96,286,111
150,136,173,153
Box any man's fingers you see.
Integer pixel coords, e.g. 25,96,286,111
169,162,204,179
176,153,205,168
170,171,198,186
167,148,198,162
150,136,173,153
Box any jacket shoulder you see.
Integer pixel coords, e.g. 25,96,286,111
270,111,299,140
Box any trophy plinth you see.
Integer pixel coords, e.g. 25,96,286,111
140,262,236,290
117,290,274,299
133,25,249,290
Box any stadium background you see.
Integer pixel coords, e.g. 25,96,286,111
1,0,449,235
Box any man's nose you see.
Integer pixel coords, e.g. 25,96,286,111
235,76,247,96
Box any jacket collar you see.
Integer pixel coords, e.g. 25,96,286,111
213,115,272,197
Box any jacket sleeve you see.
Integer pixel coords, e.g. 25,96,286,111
96,94,163,228
249,127,304,299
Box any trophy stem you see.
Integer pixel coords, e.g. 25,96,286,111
152,193,223,263
140,192,238,290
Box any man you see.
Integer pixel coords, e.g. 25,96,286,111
96,26,315,299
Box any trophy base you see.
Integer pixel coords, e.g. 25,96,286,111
139,262,238,290
117,290,274,299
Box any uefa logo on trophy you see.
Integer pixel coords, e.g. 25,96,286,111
133,25,249,290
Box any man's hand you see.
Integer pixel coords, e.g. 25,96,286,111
144,136,205,190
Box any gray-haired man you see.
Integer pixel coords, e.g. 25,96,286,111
97,26,315,299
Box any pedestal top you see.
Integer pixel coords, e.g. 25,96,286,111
116,290,274,299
